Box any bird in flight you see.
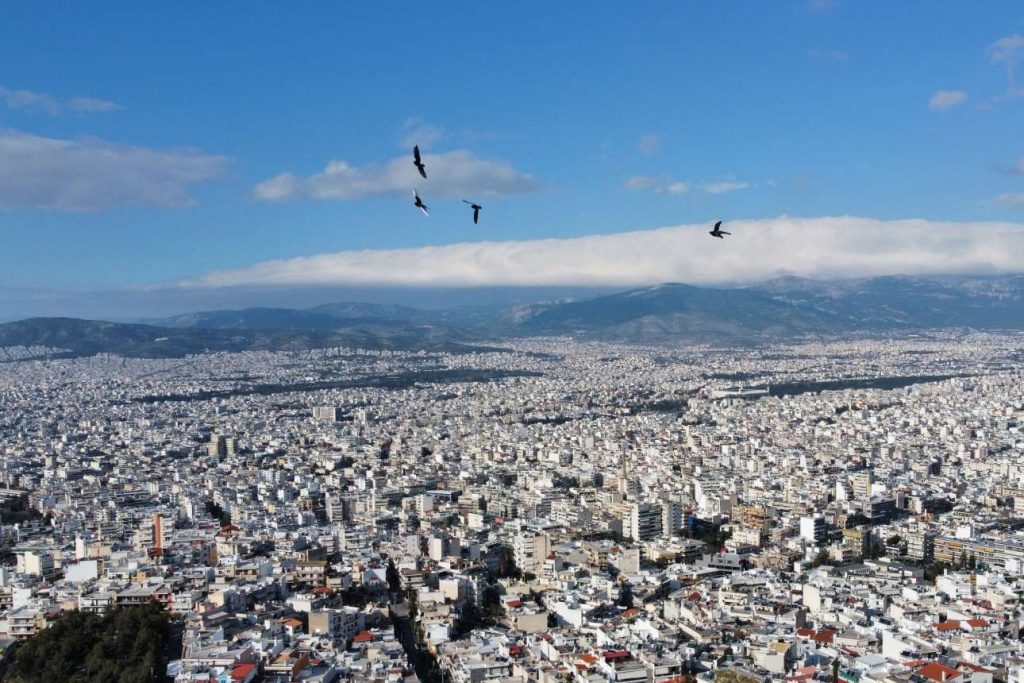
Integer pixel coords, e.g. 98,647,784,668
709,220,731,239
463,200,482,224
413,190,430,217
413,145,427,179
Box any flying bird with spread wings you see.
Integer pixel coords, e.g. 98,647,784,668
463,200,482,224
413,190,430,217
412,145,427,179
709,220,731,239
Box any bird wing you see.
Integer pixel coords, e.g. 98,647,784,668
473,208,480,223
418,166,427,179
714,220,722,230
413,145,421,162
463,199,472,205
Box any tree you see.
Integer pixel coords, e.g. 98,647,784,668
5,603,171,683
386,559,402,594
482,586,504,621
204,500,230,526
617,582,635,609
811,549,830,567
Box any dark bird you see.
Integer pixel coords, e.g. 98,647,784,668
413,189,429,217
413,145,427,179
709,220,731,239
463,200,482,224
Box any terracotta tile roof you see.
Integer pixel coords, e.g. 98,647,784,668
812,629,836,644
934,621,961,632
917,662,963,683
231,663,256,681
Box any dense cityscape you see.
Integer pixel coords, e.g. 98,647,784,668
0,330,1022,682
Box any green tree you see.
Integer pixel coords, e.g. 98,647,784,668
386,558,402,593
5,603,171,683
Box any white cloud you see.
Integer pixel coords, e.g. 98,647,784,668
629,176,754,195
625,176,689,195
68,96,122,113
0,86,121,115
993,193,1024,207
176,216,1024,290
0,129,229,211
253,150,537,202
929,89,968,111
701,180,751,194
989,34,1024,66
988,34,1024,97
637,133,662,156
401,117,445,149
625,176,657,190
0,87,61,116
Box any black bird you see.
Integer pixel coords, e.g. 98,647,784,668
709,220,731,239
413,189,429,217
463,200,482,224
413,145,427,179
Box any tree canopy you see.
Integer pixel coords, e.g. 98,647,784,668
3,604,171,683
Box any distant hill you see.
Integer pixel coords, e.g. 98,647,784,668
505,275,1024,341
0,317,485,359
747,274,1024,330
153,303,444,330
507,283,849,342
154,307,352,330
5,275,1024,356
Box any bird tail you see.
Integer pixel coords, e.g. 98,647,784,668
722,231,731,235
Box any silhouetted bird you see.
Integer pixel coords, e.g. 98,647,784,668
413,145,427,179
709,220,731,239
463,200,482,224
413,190,429,217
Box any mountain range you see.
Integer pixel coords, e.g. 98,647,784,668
2,274,1023,358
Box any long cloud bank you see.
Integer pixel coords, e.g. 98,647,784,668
0,129,229,211
178,216,1024,289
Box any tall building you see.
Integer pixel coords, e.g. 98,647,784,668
851,471,873,500
625,503,663,542
906,527,936,563
799,515,827,544
207,434,237,458
662,501,683,537
618,451,630,497
513,529,550,576
15,549,54,578
312,406,343,422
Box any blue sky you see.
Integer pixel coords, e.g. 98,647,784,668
1,2,1024,313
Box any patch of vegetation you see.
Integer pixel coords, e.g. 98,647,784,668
0,494,43,525
204,500,231,526
3,604,171,683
